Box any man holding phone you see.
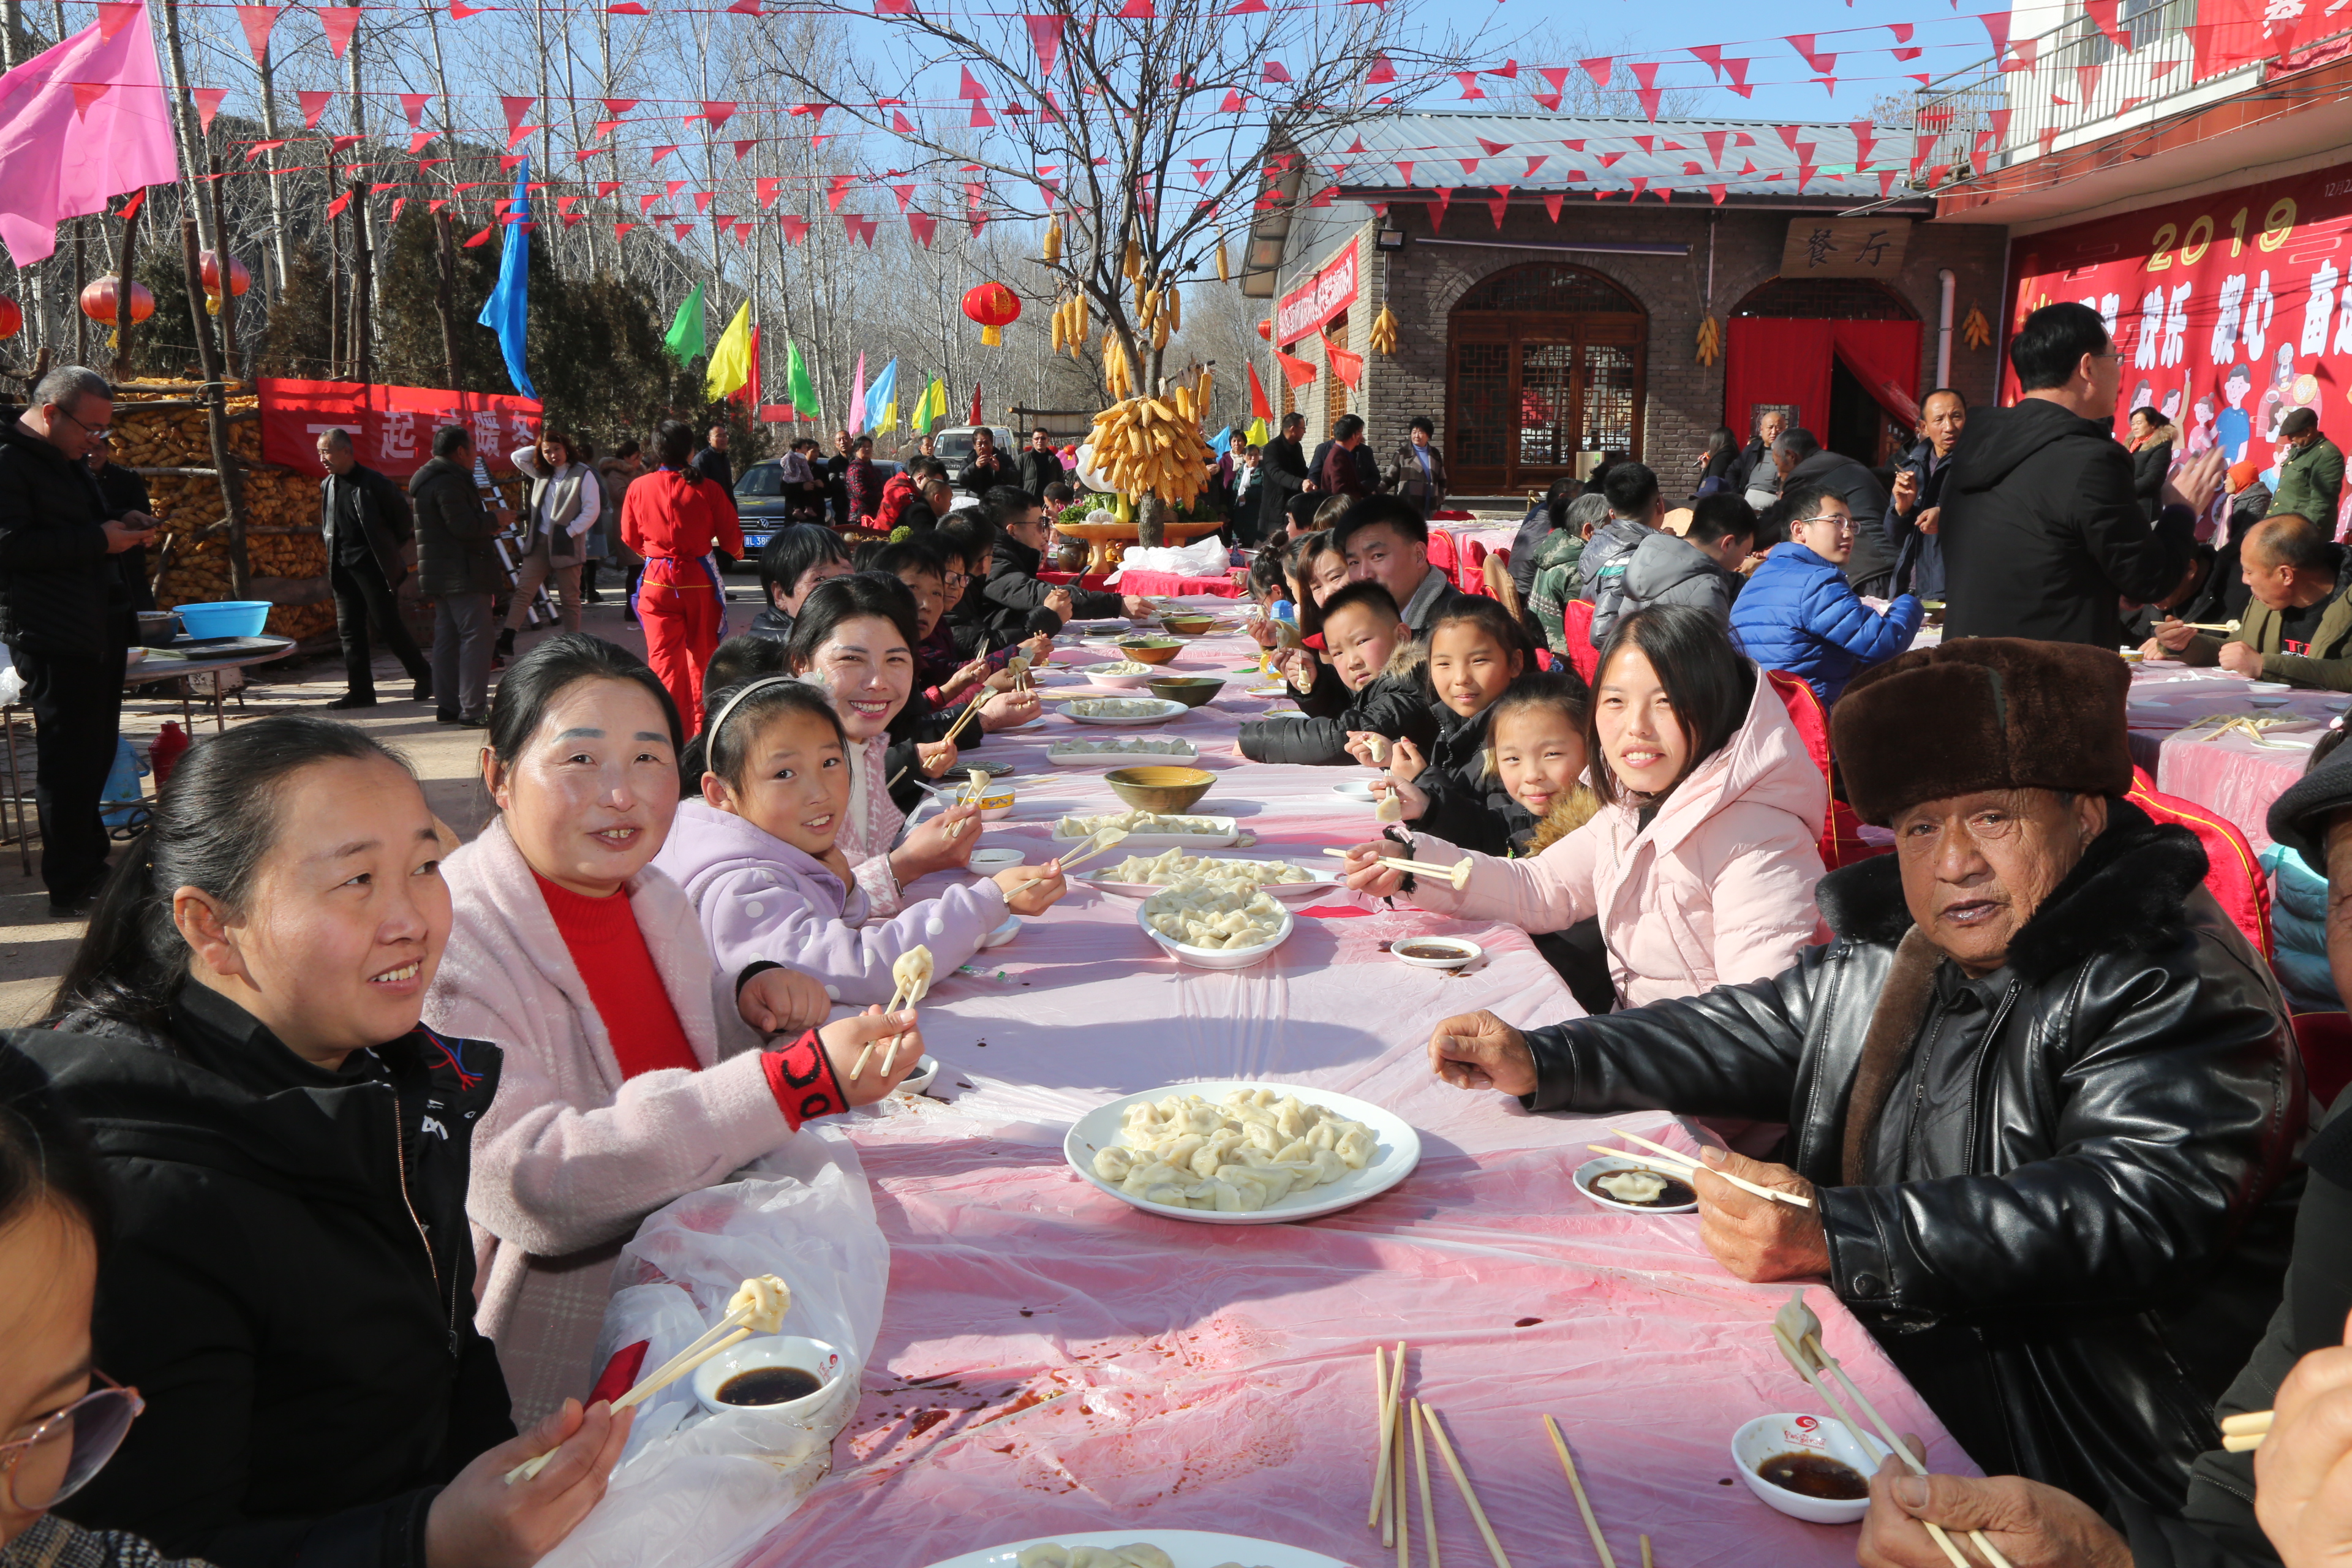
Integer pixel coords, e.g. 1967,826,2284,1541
0,367,157,915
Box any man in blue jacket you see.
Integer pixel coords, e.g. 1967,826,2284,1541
1729,481,1923,707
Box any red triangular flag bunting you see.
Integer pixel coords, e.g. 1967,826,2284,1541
1579,56,1611,88
318,5,360,56
235,4,279,62
192,87,228,129
298,89,333,128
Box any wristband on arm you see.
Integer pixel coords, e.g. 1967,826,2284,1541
761,1030,848,1129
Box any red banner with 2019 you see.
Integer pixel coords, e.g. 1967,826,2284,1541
2003,161,2352,526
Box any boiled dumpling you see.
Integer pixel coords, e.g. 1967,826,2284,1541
1093,1147,1135,1182
1120,1159,1182,1197
1334,1126,1378,1169
1017,1548,1071,1568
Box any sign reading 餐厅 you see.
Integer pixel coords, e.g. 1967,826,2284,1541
1275,243,1360,345
1779,217,1912,279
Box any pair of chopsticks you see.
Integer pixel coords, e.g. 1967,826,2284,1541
1054,826,1129,874
2220,1409,2271,1452
1321,847,1475,891
1589,1128,1814,1211
851,948,933,1081
1770,1291,2015,1568
506,1274,791,1482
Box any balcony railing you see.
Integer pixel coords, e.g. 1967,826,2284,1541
1908,0,2343,188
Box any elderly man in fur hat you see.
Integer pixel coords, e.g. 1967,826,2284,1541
1424,639,2305,1517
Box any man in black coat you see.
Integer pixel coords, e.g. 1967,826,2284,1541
1307,413,1381,500
1943,302,2226,646
87,434,154,614
956,428,1016,494
1016,427,1063,500
0,367,155,914
1257,412,1309,539
1885,388,1967,598
1771,428,1898,596
979,486,1149,644
316,429,431,710
408,425,510,728
1403,638,2303,1517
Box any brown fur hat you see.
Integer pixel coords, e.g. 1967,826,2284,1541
1831,638,2133,826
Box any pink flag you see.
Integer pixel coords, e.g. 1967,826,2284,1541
1023,14,1065,73
192,86,227,128
399,91,431,126
235,4,279,62
849,352,867,437
298,89,333,127
0,6,180,265
318,5,360,58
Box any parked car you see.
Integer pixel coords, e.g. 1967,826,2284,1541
730,458,900,562
930,425,1016,472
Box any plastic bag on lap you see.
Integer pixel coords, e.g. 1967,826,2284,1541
538,1125,888,1568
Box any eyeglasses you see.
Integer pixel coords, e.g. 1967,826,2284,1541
1,1376,143,1512
1795,514,1856,533
51,405,110,442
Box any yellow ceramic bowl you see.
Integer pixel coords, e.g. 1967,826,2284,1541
1103,766,1215,813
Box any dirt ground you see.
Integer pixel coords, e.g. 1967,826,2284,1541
0,582,747,1026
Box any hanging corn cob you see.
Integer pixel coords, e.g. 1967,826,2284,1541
1215,239,1231,284
1166,288,1181,334
1370,304,1400,355
1042,218,1063,265
1123,236,1142,281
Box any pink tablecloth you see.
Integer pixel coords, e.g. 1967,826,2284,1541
2125,662,2343,851
1114,567,1245,598
742,608,1967,1568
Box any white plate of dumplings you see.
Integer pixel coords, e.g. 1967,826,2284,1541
1063,1081,1421,1227
922,1534,1349,1568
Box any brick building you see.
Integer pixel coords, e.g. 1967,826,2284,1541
1240,111,2009,501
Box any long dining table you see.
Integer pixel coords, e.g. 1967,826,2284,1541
742,601,1968,1568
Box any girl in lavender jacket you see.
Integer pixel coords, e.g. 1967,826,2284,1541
655,677,1066,1002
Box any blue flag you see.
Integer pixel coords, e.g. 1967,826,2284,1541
862,358,898,435
476,158,537,400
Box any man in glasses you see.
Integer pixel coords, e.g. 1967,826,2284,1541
0,367,156,917
1731,483,1924,707
1940,301,2227,647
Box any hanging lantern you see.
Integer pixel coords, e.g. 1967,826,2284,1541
78,276,154,327
200,251,253,300
0,296,20,342
961,280,1020,346
1255,317,1272,341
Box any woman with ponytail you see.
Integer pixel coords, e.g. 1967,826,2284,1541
17,716,630,1568
619,419,744,727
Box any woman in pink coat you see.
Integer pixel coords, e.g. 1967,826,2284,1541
423,634,922,1423
1344,605,1828,1009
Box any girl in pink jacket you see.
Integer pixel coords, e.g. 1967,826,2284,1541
424,635,923,1423
655,676,1066,1001
1344,605,1828,1010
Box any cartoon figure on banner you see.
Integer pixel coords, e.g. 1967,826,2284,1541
2220,364,2253,461
2188,393,2218,457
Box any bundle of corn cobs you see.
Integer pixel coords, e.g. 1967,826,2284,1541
111,383,336,642
1086,370,1216,506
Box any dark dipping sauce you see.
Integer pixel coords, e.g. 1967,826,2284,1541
1582,1170,1696,1208
1757,1451,1868,1500
1395,943,1468,961
716,1366,823,1406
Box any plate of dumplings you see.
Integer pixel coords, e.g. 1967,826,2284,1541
924,1531,1351,1567
1064,1082,1421,1226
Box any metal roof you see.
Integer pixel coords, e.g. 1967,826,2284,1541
1295,109,1912,203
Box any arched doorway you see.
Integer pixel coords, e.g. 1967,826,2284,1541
1446,262,1646,494
1726,277,1921,467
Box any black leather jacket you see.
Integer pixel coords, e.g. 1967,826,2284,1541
1522,802,2305,1513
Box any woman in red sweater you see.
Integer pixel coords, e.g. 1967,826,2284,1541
620,420,745,727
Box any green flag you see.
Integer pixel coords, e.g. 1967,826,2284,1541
663,282,706,364
913,374,948,434
787,341,819,418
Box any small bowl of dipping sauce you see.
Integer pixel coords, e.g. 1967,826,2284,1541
1574,1156,1698,1215
969,847,1025,870
692,1333,845,1420
1390,936,1482,970
1730,1412,1889,1525
2248,680,2292,707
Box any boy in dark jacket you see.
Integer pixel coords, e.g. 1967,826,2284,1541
1240,581,1438,764
980,486,1148,645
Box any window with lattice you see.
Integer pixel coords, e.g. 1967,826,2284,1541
1454,263,1642,316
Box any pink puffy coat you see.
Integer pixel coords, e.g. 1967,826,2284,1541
1403,672,1829,1008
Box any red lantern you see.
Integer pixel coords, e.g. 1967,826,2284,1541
200,251,252,300
961,281,1020,347
78,276,154,326
1256,318,1272,341
0,296,20,342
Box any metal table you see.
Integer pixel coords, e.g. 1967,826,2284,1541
121,633,298,733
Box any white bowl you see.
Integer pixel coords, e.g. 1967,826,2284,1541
1574,1155,1698,1215
976,791,1016,820
690,1333,846,1420
1730,1412,1890,1525
1331,778,1379,801
968,847,1024,870
2249,680,2291,693
1390,935,1482,970
898,1054,940,1096
1084,666,1164,689
1136,902,1294,969
978,914,1021,949
926,1533,1352,1568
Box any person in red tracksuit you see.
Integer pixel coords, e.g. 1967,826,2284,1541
620,420,743,728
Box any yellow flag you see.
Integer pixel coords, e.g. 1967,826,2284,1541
704,302,755,401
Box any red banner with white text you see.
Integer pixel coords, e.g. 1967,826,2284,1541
2003,159,2352,531
257,377,545,481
